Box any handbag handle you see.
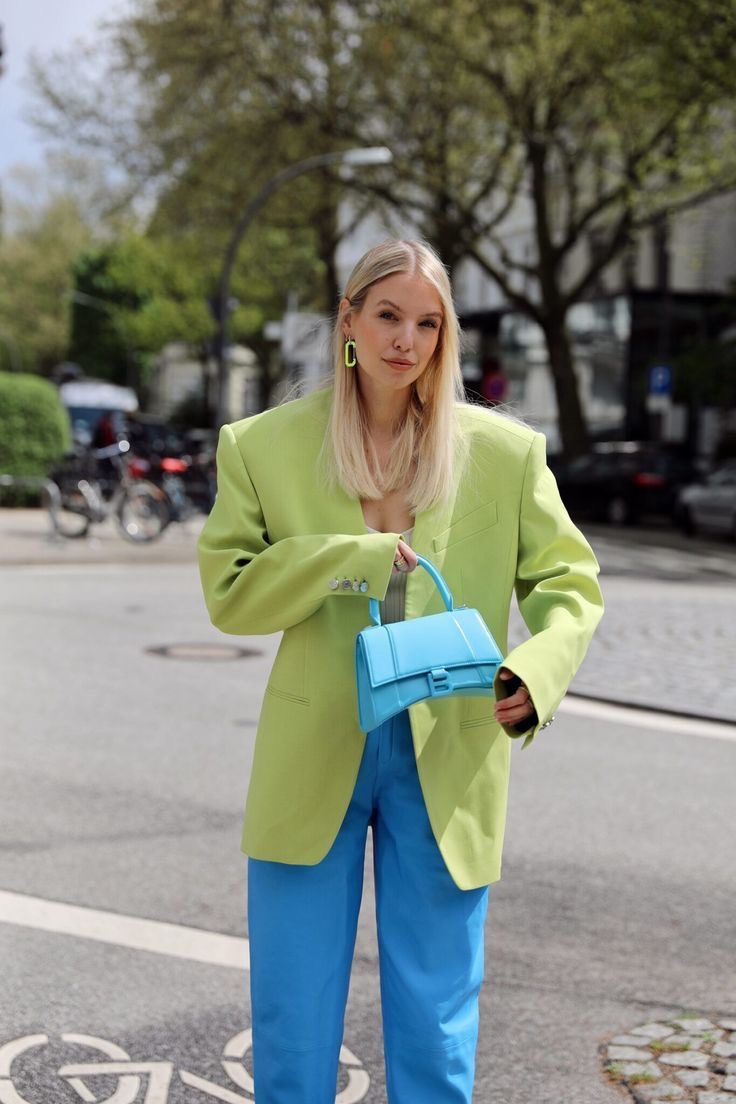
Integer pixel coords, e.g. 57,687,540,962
368,554,455,626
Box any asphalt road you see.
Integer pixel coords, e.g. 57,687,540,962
0,550,734,1104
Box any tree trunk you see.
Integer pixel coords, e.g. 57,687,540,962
542,318,590,458
526,137,591,458
314,169,340,310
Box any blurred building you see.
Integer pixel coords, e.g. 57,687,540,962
148,340,260,424
334,190,736,459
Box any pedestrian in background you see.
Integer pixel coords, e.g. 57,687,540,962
198,238,603,1103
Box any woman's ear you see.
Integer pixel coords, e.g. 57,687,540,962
339,297,352,336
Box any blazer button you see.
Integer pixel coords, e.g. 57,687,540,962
352,579,361,591
329,578,339,591
342,578,352,590
360,580,369,592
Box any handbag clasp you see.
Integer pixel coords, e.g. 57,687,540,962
428,667,451,696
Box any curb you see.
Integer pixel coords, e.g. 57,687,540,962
567,691,736,730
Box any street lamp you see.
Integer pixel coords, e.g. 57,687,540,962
212,146,393,428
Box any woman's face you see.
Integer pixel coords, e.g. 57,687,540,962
341,271,443,395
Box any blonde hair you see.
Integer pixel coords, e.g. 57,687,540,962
324,239,464,513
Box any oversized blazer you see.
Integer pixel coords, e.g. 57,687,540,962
197,387,604,889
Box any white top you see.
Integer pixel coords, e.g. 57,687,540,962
366,525,414,625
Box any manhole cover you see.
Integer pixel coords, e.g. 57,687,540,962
146,643,261,661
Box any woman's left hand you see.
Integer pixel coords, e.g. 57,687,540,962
392,538,418,574
494,667,535,727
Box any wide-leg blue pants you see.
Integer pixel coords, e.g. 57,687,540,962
247,711,490,1103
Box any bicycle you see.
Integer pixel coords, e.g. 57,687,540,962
45,441,171,542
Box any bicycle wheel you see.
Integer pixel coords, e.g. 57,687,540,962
116,483,170,542
45,480,92,539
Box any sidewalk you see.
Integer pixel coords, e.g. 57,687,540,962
2,508,735,724
0,507,204,567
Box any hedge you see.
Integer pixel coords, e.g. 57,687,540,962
0,372,71,505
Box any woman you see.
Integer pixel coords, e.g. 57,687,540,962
198,239,603,1103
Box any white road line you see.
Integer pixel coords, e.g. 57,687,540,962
561,695,736,742
0,890,249,970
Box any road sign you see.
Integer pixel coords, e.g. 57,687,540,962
648,365,673,396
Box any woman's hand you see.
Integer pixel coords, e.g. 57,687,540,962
494,667,535,727
392,538,418,574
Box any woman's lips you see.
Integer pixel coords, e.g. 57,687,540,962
384,358,415,369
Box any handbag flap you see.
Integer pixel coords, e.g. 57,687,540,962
358,607,503,688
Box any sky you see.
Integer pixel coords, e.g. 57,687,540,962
0,0,127,179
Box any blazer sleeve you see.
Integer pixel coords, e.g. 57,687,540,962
197,423,399,635
493,432,604,747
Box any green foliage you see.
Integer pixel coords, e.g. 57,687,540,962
68,250,137,386
0,170,93,374
0,373,71,504
69,236,217,391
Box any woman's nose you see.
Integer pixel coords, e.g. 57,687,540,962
393,325,413,351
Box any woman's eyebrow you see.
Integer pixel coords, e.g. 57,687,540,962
376,298,443,318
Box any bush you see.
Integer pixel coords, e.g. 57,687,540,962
0,372,71,505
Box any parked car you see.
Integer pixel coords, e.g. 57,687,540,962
551,442,699,525
676,461,736,539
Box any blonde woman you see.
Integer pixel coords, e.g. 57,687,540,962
198,239,603,1103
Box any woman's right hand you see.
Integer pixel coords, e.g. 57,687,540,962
393,538,418,574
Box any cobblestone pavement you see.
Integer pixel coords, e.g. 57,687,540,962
583,522,736,583
509,573,736,725
601,1014,736,1103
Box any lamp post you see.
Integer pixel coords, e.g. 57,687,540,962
212,146,393,428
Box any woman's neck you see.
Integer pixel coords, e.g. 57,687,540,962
359,377,410,441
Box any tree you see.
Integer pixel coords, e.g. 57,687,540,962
372,0,736,454
69,227,327,414
69,236,217,392
28,1,736,451
0,167,93,373
28,1,387,307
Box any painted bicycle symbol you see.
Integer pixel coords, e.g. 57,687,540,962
0,1030,370,1103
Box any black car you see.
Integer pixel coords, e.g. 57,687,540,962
551,442,699,525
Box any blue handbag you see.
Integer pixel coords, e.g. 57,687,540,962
355,555,504,732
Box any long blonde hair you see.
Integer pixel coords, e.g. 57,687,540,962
324,239,464,513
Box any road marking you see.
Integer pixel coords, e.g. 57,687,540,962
0,1030,371,1104
562,695,736,742
0,890,249,970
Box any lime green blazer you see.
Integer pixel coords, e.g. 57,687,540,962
197,388,603,889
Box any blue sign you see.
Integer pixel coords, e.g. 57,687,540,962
649,365,673,395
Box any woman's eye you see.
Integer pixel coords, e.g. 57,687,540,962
378,310,397,321
420,319,439,329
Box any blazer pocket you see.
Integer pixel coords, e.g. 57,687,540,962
461,695,496,729
266,685,311,707
432,501,499,552
266,619,312,704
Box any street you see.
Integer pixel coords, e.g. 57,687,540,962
0,521,735,1104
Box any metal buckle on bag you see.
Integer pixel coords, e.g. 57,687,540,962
428,668,451,696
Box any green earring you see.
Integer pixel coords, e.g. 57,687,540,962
344,337,357,368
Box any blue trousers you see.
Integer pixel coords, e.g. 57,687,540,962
247,711,489,1104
